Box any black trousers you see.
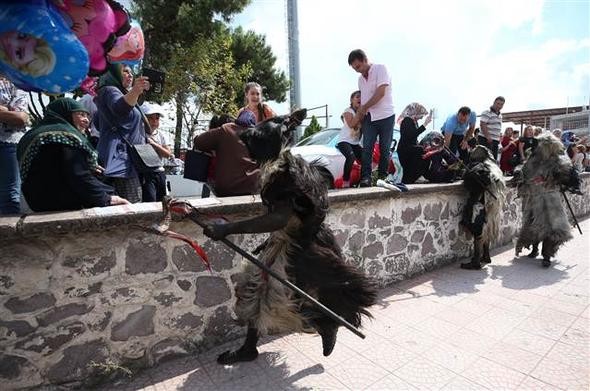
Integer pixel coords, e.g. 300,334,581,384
448,134,470,162
336,142,363,181
141,171,167,202
477,136,500,161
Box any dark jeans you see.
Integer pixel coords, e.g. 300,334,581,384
0,142,21,214
448,134,470,162
361,113,395,180
141,171,167,202
477,136,500,161
336,142,363,181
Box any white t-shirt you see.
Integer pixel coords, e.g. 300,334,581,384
339,107,361,145
149,130,171,170
358,63,395,121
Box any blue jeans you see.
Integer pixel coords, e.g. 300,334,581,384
0,142,21,214
361,113,395,180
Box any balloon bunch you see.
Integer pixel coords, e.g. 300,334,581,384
0,0,145,94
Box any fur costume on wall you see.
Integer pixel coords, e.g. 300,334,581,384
203,116,376,365
460,145,506,270
514,134,580,267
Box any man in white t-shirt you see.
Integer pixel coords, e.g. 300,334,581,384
141,102,172,201
348,49,395,187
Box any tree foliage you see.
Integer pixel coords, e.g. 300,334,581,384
303,115,322,139
230,27,289,108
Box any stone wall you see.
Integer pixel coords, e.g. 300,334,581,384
1,174,588,389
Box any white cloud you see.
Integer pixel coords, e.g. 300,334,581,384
233,0,588,127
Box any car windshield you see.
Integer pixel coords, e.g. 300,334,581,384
296,128,340,146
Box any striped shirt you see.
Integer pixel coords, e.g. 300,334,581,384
480,108,502,142
0,78,28,144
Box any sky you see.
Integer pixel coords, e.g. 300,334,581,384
231,0,590,129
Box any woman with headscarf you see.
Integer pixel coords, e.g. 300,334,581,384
94,63,150,203
397,102,432,183
17,98,129,212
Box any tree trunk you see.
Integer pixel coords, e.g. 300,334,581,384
174,92,185,157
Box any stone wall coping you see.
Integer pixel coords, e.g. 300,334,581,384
1,173,586,240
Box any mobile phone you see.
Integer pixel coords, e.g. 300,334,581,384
141,68,165,96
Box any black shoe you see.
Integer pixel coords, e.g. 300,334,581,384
542,258,551,268
359,178,371,188
527,249,539,258
481,257,491,264
460,261,482,270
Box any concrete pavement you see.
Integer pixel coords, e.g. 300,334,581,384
102,217,590,390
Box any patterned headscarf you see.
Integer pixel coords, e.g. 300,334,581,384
17,98,98,182
397,102,429,124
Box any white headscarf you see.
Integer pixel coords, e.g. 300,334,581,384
397,102,428,124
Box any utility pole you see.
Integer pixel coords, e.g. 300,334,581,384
287,0,301,110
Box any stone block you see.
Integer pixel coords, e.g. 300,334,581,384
4,292,56,314
177,279,192,291
15,322,85,355
366,260,384,277
368,213,390,229
203,242,235,271
111,305,156,341
340,210,365,228
154,292,182,307
62,253,116,277
64,282,102,298
0,275,14,291
194,276,231,308
349,231,365,251
410,230,426,243
387,234,408,253
0,320,36,338
332,229,348,249
0,354,37,380
171,312,203,331
401,204,422,224
172,245,207,273
37,303,94,327
125,241,167,275
47,339,109,383
203,307,239,340
362,242,384,259
421,232,436,256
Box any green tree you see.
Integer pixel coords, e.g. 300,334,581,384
230,27,290,108
133,0,251,154
303,115,322,139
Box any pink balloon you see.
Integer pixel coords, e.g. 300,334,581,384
108,20,144,63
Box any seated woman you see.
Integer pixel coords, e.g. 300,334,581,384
336,90,363,188
396,103,432,183
17,98,129,212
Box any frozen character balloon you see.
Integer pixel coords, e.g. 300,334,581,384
0,0,89,93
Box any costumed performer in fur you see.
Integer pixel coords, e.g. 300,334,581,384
203,116,377,365
460,145,506,270
514,133,581,267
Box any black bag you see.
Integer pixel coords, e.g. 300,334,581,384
184,149,211,182
128,143,162,174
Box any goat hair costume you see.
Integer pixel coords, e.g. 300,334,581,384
515,134,578,261
460,145,506,269
234,151,377,334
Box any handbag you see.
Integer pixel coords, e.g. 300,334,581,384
184,149,211,182
101,104,162,174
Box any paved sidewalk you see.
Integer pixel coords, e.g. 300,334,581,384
104,218,590,390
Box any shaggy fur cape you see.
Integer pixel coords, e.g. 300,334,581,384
461,146,506,243
232,150,377,334
515,134,574,257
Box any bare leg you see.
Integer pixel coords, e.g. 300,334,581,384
217,327,259,365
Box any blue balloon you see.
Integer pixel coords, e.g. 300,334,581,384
0,0,89,93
